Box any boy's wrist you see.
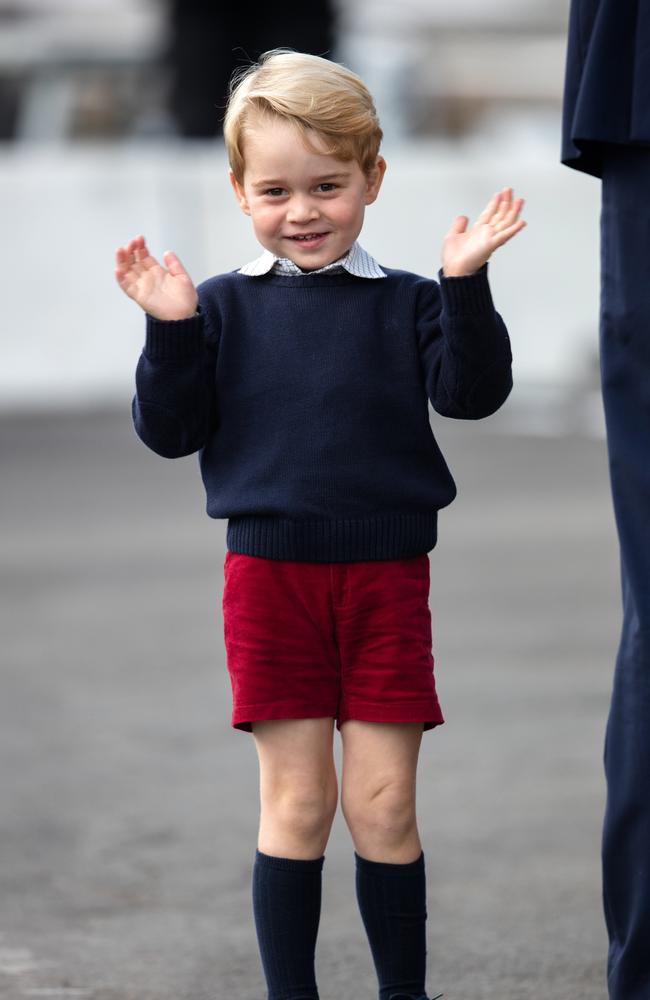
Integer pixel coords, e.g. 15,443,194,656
440,262,485,279
438,262,493,316
145,310,200,321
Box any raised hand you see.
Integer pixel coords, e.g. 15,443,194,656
115,234,199,320
441,187,526,277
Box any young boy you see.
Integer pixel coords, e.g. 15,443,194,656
115,48,524,1000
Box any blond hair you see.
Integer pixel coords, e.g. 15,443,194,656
223,48,383,183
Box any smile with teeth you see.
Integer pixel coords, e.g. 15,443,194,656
288,233,328,241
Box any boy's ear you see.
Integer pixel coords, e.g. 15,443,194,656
364,156,387,206
229,169,251,215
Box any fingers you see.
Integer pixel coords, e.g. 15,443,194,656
116,234,145,275
115,243,133,287
447,215,469,236
162,249,189,278
490,217,527,248
473,187,525,237
115,233,159,266
115,234,165,289
116,233,143,261
116,237,189,277
476,191,502,224
491,187,524,228
478,187,514,223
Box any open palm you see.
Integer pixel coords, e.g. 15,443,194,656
442,187,526,277
115,234,198,321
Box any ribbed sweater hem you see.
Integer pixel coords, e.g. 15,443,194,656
225,511,438,561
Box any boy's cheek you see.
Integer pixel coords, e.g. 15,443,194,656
252,207,276,229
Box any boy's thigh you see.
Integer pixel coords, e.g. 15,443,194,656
339,719,423,808
252,717,337,797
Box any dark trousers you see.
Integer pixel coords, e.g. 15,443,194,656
600,144,650,1000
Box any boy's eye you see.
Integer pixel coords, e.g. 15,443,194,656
317,183,337,192
265,187,285,197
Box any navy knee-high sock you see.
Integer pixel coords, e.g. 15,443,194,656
354,850,429,1000
252,849,325,1000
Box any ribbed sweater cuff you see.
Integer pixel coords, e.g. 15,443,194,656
144,312,204,360
437,262,494,316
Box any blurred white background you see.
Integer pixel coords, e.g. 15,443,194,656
1,0,601,419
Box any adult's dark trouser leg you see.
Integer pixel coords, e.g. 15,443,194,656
600,145,650,1000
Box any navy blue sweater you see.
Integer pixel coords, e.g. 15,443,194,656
132,263,512,561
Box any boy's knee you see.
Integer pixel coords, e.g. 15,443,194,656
266,785,338,837
342,782,416,839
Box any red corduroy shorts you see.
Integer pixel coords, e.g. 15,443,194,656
221,550,444,734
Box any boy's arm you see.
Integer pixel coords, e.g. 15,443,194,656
131,301,220,458
415,264,513,420
115,234,218,457
415,185,523,419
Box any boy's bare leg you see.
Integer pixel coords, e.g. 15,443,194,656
339,720,424,862
252,717,338,859
341,720,430,1000
250,718,336,1000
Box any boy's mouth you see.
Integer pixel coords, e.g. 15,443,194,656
286,232,329,246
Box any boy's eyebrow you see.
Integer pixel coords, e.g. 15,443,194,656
252,172,352,188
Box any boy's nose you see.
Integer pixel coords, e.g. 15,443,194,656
286,196,319,224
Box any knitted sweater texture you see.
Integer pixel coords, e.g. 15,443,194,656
132,263,512,561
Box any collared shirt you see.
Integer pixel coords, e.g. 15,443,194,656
238,240,386,279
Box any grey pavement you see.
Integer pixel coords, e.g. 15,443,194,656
1,403,619,1000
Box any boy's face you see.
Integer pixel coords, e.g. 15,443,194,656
229,116,386,271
